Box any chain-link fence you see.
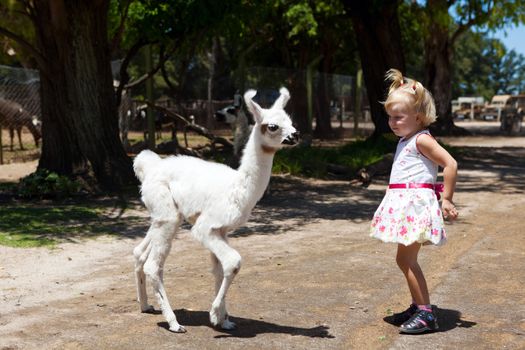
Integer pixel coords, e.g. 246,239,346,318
0,63,370,164
0,65,41,164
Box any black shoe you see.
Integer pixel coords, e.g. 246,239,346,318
400,308,439,334
391,304,418,326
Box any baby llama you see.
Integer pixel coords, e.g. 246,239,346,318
133,88,299,332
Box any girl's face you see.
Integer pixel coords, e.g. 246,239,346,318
386,101,423,138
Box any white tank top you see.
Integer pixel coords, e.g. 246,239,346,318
389,130,438,184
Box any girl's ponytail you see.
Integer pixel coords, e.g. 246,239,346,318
383,68,437,126
385,69,405,94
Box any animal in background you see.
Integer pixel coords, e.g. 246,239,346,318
0,98,41,150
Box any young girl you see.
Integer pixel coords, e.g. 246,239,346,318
370,69,459,334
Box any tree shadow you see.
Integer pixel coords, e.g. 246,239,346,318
229,176,385,238
454,146,525,194
157,309,334,339
383,307,477,333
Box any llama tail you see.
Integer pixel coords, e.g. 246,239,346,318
133,150,161,183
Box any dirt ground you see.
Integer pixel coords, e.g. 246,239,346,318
1,121,525,349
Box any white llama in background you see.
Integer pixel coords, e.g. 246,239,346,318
215,105,252,159
133,87,299,333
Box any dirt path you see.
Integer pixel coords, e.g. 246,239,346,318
1,122,525,349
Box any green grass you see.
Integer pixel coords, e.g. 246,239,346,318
0,205,143,248
272,135,460,178
273,135,398,178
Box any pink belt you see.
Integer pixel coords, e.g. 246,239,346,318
389,183,444,200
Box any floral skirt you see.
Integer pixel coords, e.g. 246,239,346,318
370,188,446,246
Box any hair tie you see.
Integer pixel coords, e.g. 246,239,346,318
399,81,416,95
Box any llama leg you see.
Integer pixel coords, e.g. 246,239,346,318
143,219,186,333
203,234,241,330
210,253,223,296
133,234,153,312
139,181,185,332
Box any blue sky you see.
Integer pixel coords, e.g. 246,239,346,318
491,25,525,56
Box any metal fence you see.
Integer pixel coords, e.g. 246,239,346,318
0,65,41,163
0,63,369,164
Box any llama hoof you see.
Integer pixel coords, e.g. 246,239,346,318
221,318,237,330
209,312,221,327
168,324,187,333
141,305,155,313
209,305,229,327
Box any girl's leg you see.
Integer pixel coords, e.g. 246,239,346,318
396,243,429,305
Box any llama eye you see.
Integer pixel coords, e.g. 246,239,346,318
267,124,279,132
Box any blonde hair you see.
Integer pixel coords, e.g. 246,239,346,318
383,69,437,127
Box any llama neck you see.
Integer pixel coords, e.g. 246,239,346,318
237,127,275,201
237,110,250,133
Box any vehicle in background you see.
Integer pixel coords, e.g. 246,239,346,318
497,95,525,135
452,96,485,120
480,95,511,121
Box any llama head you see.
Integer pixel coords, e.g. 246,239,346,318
214,106,238,124
244,87,299,149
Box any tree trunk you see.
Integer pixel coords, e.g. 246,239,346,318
289,70,311,137
314,72,334,138
423,2,467,136
314,55,335,139
342,0,406,138
32,0,136,191
206,38,218,129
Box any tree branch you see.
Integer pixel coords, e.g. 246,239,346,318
140,99,233,150
161,58,178,96
123,44,169,89
451,3,493,46
0,25,47,74
115,39,149,106
160,37,195,100
110,0,132,53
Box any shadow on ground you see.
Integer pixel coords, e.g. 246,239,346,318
3,130,525,244
231,176,384,238
455,146,525,195
156,309,334,339
383,307,477,333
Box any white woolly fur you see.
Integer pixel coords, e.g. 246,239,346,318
132,87,298,333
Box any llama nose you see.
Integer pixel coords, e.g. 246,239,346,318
282,131,300,145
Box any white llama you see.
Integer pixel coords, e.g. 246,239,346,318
216,106,252,159
133,87,298,333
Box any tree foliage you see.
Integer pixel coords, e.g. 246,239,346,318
405,0,525,134
453,30,525,99
1,0,525,190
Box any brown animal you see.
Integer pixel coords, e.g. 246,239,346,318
0,98,41,150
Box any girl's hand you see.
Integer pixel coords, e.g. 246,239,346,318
442,199,458,221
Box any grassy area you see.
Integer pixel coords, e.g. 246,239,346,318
273,135,399,177
0,204,144,248
272,135,461,178
0,133,461,248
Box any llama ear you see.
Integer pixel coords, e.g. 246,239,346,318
271,87,290,110
244,89,263,124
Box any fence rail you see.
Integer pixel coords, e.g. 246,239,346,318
0,63,369,165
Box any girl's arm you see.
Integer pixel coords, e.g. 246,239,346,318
417,134,459,220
